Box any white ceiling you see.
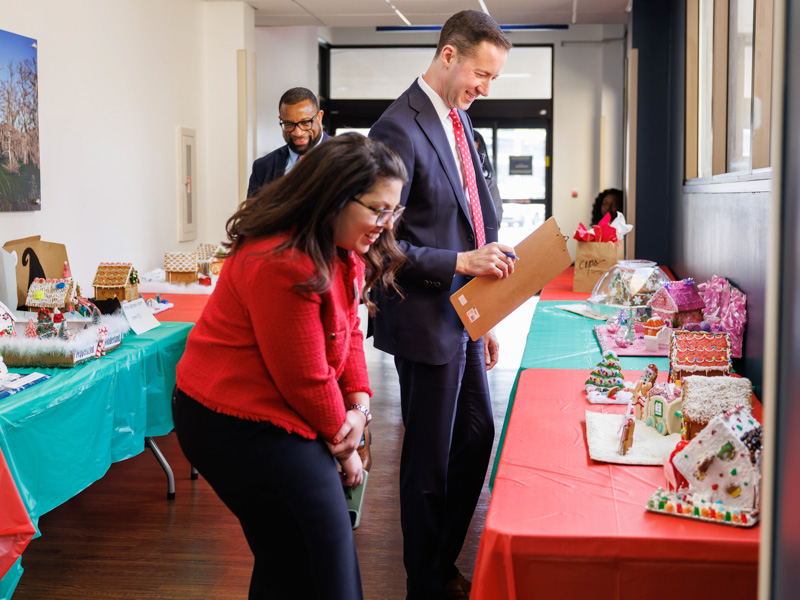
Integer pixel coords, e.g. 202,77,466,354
209,0,632,28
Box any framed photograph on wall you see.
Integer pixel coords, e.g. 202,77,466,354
0,28,40,211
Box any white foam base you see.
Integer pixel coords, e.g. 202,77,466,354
585,411,681,465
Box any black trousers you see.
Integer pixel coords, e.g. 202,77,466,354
395,332,494,599
172,387,362,600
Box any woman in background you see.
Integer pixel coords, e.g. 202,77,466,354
172,133,407,600
590,188,623,226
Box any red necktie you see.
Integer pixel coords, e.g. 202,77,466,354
449,108,485,249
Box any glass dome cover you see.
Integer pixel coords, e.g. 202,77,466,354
588,260,670,307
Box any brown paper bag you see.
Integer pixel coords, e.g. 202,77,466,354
573,241,623,293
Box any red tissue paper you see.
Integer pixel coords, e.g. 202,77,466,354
573,213,619,243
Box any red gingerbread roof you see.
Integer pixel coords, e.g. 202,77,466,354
671,330,731,369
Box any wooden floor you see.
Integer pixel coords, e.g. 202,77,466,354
12,301,535,600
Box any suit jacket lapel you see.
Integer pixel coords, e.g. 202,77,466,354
275,146,290,180
407,82,473,226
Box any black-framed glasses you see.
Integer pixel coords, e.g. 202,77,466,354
279,111,320,132
352,198,406,227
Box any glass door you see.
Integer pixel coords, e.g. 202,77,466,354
474,125,551,248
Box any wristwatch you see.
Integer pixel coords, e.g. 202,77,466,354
349,403,372,425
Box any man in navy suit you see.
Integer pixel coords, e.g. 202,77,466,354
368,11,513,600
247,87,327,198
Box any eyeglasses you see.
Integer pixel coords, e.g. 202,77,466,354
352,198,406,227
279,111,320,132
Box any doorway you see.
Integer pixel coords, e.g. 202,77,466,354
473,122,552,248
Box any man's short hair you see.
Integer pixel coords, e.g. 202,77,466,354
279,87,319,110
435,10,512,58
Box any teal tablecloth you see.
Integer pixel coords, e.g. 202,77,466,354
490,302,670,490
521,301,670,372
0,322,191,599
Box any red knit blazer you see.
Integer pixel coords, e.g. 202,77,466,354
176,235,371,442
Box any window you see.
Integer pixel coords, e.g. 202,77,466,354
329,46,553,100
727,0,755,173
685,0,772,180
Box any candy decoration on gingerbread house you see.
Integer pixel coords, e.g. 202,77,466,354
669,330,731,384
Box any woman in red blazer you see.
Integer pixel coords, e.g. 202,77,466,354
173,133,406,600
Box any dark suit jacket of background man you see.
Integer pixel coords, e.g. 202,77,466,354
246,132,329,199
368,80,498,365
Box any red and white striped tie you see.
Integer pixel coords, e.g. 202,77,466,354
449,108,485,248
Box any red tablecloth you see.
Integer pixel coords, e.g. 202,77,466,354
142,294,208,323
538,266,592,302
472,368,759,600
0,447,35,579
538,266,677,302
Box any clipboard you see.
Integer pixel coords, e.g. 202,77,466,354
450,217,572,341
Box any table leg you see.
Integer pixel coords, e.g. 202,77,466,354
145,437,175,500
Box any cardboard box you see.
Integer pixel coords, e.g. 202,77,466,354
2,236,70,309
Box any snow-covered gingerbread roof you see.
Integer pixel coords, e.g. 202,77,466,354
681,375,753,423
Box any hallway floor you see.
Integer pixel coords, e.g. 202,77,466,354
12,297,537,600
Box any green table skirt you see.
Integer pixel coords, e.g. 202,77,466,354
0,322,191,599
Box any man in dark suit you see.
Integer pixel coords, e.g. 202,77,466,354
247,87,327,198
368,11,513,600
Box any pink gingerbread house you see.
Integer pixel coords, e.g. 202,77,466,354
647,279,705,328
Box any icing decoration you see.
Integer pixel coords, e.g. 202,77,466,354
585,351,624,391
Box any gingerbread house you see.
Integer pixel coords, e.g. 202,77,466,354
195,242,225,276
680,375,753,440
648,404,762,527
643,317,666,337
25,278,75,312
647,279,705,327
195,243,218,261
643,317,666,351
164,252,198,284
643,384,682,436
92,263,139,302
607,268,664,306
669,330,731,383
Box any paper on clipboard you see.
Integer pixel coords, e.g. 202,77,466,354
450,217,572,341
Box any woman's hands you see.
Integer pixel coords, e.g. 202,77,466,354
329,393,369,459
338,450,363,487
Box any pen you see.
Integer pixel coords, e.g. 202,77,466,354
504,252,520,261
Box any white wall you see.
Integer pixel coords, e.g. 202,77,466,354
550,26,626,257
0,0,253,293
267,24,627,258
204,1,255,243
254,27,320,158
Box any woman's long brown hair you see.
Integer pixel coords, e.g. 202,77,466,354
224,132,407,313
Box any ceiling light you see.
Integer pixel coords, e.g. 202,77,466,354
384,0,411,26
